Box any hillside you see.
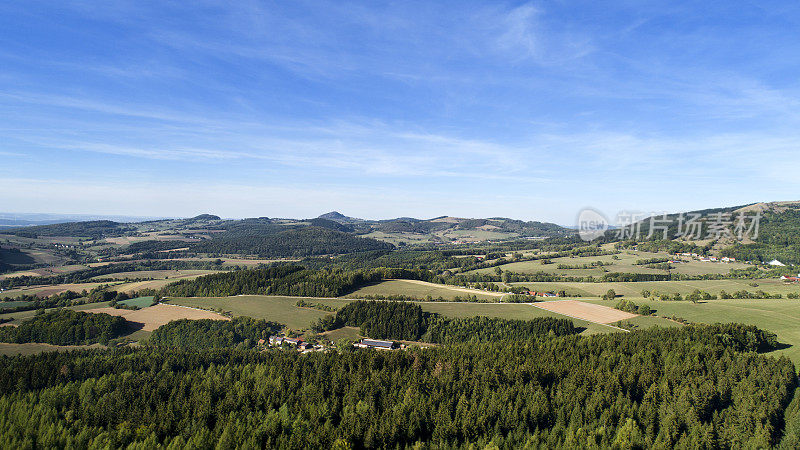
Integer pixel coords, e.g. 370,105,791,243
8,220,133,238
190,226,393,257
608,200,800,264
722,201,800,264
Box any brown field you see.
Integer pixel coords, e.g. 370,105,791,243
533,300,637,324
88,303,229,331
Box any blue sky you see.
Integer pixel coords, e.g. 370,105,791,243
2,1,800,224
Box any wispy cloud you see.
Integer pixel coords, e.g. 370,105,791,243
3,1,800,221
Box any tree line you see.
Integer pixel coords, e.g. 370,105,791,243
160,266,429,298
0,309,127,345
148,317,282,350
313,300,577,344
0,259,229,290
0,324,794,448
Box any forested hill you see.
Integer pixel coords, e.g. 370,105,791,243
9,220,132,238
605,201,800,264
721,203,800,264
161,265,429,298
190,226,393,257
0,324,795,448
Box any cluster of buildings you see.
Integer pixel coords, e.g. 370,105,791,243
264,336,402,352
675,253,737,263
525,291,558,297
780,275,800,283
263,336,322,353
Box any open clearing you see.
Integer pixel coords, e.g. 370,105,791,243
509,278,800,298
119,296,154,308
1,282,111,298
113,273,216,293
0,342,102,357
584,298,800,364
0,300,113,324
168,295,626,335
613,314,684,330
0,301,32,310
417,301,617,335
167,296,335,330
0,264,92,280
321,326,362,342
348,279,503,301
87,303,229,331
468,250,753,277
533,300,637,324
92,269,219,281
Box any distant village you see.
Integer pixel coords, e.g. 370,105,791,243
674,252,738,263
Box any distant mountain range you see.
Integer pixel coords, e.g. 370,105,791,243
3,201,800,264
0,212,172,228
314,211,570,241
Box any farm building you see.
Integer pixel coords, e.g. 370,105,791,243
769,260,786,266
354,339,398,350
269,336,302,346
780,276,800,283
526,291,558,298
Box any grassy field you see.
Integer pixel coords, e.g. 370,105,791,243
612,315,684,330
166,296,337,331
585,298,800,363
438,228,519,242
468,250,754,277
0,264,92,280
509,278,800,298
119,296,154,308
321,326,362,342
0,282,112,298
0,300,112,324
92,269,219,281
361,231,432,246
167,295,629,336
0,301,31,310
348,280,502,301
418,302,617,335
0,342,102,357
114,274,216,293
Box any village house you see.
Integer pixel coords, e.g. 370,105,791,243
269,335,302,346
525,291,558,297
